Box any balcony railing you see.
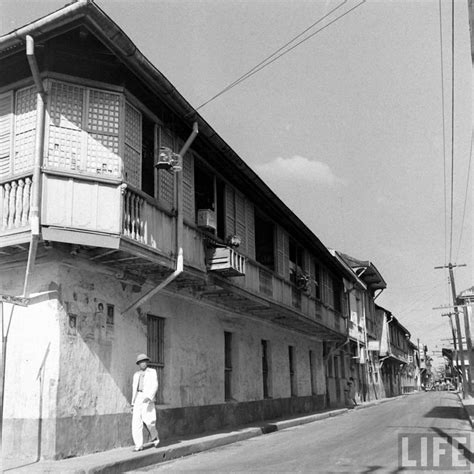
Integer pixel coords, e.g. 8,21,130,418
122,187,146,243
0,176,33,232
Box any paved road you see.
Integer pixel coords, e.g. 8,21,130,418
128,392,472,473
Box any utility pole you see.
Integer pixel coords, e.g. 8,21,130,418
441,312,459,386
462,304,474,395
435,263,468,397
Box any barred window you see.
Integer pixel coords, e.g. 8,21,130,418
147,315,165,404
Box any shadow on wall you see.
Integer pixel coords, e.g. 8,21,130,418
55,277,137,459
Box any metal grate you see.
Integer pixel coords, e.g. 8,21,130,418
147,315,165,404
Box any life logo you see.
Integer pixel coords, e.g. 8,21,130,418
398,432,473,470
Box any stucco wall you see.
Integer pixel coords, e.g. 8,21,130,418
3,253,328,460
1,261,61,463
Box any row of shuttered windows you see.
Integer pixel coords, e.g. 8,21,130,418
0,81,340,307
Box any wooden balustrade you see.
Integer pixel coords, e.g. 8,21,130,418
0,176,33,232
122,187,146,243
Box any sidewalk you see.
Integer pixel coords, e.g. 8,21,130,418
5,395,406,474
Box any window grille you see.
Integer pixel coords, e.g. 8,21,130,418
147,315,165,404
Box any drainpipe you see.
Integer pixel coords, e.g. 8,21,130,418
124,122,198,313
23,35,46,297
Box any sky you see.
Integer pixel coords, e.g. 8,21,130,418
1,0,472,367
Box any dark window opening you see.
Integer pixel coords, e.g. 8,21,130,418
262,340,270,398
195,165,215,212
224,331,232,401
289,345,297,396
141,115,155,197
309,350,316,395
255,213,275,270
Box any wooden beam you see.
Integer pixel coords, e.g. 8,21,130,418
89,249,118,260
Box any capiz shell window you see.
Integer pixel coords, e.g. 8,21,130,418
45,80,121,177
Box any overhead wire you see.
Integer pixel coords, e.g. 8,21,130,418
449,0,455,263
438,0,448,266
192,0,366,113
455,129,473,263
193,0,348,113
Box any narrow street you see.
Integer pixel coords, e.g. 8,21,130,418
129,392,472,473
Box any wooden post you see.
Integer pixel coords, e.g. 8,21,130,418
463,306,473,395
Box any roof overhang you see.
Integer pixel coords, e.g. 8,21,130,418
339,253,386,291
0,0,345,277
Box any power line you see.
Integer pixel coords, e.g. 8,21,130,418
193,0,366,113
438,0,448,266
194,0,348,112
455,129,473,262
449,0,455,262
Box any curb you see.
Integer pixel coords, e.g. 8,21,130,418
7,398,402,473
87,427,264,474
91,409,350,474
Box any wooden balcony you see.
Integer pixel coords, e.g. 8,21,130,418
0,170,345,340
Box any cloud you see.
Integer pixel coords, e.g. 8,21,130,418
254,155,345,187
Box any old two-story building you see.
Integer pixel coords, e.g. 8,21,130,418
0,0,355,462
375,306,417,397
337,253,387,402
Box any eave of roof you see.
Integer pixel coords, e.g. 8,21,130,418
330,250,367,290
0,0,345,275
339,253,387,290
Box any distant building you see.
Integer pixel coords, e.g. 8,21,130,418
456,286,474,393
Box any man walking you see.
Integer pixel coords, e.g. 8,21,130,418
131,354,160,451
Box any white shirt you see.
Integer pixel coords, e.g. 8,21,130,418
132,367,158,404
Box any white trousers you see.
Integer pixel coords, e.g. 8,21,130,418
132,392,159,448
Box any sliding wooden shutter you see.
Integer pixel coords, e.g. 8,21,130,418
156,126,175,210
177,137,195,223
225,184,235,238
0,91,13,178
276,225,290,279
245,199,255,259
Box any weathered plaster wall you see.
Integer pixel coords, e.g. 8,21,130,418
1,261,61,463
55,260,143,458
3,253,329,460
139,290,326,406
